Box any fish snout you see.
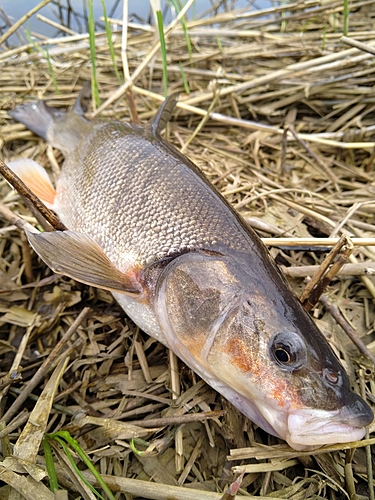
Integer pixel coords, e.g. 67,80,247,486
338,393,374,427
286,392,373,448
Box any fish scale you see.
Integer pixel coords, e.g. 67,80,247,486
56,122,250,268
7,92,373,450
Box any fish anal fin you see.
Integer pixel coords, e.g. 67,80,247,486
148,93,179,136
7,159,56,208
25,230,142,296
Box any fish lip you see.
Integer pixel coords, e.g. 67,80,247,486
286,405,373,448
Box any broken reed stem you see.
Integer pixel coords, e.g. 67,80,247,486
262,237,375,247
0,307,90,424
81,471,262,500
344,449,357,500
287,125,338,187
0,411,29,439
300,235,354,311
0,159,67,231
129,410,226,428
359,370,375,500
341,36,375,56
169,350,184,472
319,294,375,366
282,261,375,278
0,202,37,234
0,371,22,391
349,254,375,301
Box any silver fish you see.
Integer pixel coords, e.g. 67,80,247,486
8,92,373,450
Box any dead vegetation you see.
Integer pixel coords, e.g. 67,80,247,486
0,0,375,498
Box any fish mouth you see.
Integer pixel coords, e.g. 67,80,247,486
285,400,373,449
244,390,373,450
209,381,373,450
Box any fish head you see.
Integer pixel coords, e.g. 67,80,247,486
154,251,373,450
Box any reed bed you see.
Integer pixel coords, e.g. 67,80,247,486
0,0,375,498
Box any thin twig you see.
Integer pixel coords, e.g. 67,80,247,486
341,35,375,55
282,261,375,278
359,370,374,500
319,294,375,366
0,307,90,424
0,202,37,234
287,125,338,187
0,159,67,231
129,410,226,428
262,237,375,247
300,235,354,311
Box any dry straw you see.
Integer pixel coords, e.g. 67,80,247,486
0,0,375,499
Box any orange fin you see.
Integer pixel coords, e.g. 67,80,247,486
7,159,56,208
25,229,142,296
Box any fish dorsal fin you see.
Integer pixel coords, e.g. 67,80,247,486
72,82,91,115
7,159,56,208
25,229,142,296
148,93,179,136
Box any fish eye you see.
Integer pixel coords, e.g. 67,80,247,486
274,345,292,364
270,332,306,370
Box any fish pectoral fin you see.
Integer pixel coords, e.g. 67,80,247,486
148,93,179,136
25,229,142,295
7,158,56,208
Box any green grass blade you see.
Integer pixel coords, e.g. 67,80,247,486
156,10,168,97
43,438,59,492
100,0,122,83
45,45,60,95
168,0,193,60
25,26,60,95
54,436,107,500
87,0,100,109
179,61,190,94
216,36,222,52
47,431,116,500
343,0,349,35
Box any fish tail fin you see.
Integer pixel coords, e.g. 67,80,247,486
148,93,179,136
9,85,93,154
7,159,56,209
9,101,64,143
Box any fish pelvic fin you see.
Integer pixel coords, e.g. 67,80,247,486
148,93,179,136
26,229,143,296
7,159,56,208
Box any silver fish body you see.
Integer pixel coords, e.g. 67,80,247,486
8,94,373,449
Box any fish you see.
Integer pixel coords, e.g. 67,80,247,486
7,91,373,450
